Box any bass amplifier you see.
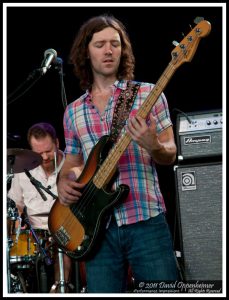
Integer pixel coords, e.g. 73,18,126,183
176,110,222,162
174,161,222,280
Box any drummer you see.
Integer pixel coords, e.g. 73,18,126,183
7,122,73,292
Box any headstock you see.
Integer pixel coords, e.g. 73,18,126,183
171,18,211,69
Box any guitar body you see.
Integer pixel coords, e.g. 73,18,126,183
48,135,129,260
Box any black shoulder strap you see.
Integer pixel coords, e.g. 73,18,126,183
109,81,140,143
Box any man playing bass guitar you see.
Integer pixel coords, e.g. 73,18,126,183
54,14,178,293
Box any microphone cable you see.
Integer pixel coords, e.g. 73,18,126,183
7,69,43,105
55,58,68,110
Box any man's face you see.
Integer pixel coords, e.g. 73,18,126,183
88,27,122,78
30,135,58,172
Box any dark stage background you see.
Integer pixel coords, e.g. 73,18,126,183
6,5,223,248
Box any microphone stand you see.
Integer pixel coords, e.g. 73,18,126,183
23,207,53,292
7,69,43,105
7,155,15,190
55,58,68,110
23,207,53,266
24,169,57,200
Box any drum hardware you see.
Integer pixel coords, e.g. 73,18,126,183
7,197,17,293
7,173,14,185
10,272,26,293
7,197,18,220
10,265,37,293
15,216,22,244
7,197,19,238
13,271,28,293
7,154,16,179
7,237,12,293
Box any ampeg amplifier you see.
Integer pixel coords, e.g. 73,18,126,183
176,110,222,161
174,162,222,280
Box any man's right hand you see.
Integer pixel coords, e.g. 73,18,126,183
57,171,85,206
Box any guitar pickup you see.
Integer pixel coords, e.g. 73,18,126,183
55,226,70,246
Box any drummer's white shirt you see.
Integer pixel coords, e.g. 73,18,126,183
8,150,65,230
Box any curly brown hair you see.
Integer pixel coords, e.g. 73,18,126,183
69,14,135,91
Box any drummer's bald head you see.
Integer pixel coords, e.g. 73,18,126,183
27,122,57,145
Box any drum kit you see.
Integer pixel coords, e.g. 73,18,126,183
6,148,74,293
6,148,136,293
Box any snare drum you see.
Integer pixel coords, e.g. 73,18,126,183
10,229,37,263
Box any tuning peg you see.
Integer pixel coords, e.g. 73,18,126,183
194,16,204,24
172,40,179,47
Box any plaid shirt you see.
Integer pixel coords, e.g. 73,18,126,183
64,80,172,226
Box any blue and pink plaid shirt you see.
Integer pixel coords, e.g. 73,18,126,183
63,80,172,226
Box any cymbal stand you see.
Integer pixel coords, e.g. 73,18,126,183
6,174,14,293
7,155,15,191
7,236,12,292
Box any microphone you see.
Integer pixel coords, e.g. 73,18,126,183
40,48,57,74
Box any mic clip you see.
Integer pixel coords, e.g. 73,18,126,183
24,169,47,201
24,169,58,200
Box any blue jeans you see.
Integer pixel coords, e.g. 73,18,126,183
85,213,179,293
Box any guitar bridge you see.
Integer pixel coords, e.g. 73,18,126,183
54,226,70,246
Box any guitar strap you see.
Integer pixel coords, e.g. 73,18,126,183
109,81,140,143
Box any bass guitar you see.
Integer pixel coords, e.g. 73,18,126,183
48,18,211,260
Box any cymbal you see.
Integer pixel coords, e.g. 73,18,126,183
7,148,42,174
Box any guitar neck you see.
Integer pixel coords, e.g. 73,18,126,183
93,63,176,188
136,63,175,119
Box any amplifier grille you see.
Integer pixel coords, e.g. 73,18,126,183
174,162,222,280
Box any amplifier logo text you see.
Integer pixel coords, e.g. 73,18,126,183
184,135,211,145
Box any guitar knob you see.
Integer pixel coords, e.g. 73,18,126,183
194,16,204,25
83,235,89,240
